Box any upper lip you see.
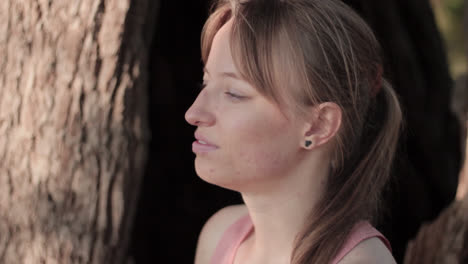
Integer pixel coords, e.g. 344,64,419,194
194,132,218,147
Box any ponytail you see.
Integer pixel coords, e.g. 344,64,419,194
291,79,403,264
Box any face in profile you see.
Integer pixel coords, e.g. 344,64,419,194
185,19,305,191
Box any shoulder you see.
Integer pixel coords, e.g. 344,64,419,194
338,237,396,264
194,204,248,264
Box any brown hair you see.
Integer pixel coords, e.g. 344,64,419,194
201,0,403,263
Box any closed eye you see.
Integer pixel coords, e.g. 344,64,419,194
197,82,246,100
225,92,246,100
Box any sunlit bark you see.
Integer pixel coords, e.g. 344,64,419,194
0,0,153,263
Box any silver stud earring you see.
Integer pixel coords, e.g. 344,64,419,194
305,140,312,147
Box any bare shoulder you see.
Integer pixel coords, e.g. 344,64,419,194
194,204,248,264
339,237,397,264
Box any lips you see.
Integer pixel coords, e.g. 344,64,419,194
194,132,218,147
193,132,219,153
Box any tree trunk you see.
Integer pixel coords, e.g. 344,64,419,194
0,0,153,263
403,195,468,264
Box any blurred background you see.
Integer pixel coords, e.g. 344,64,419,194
430,0,468,199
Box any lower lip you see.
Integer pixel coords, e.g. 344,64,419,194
192,141,219,153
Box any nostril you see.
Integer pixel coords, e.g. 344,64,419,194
185,112,200,126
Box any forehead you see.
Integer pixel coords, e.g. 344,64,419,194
205,19,237,75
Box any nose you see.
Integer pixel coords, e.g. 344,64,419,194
185,91,215,127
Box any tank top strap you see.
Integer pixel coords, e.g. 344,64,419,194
331,221,392,264
210,214,253,264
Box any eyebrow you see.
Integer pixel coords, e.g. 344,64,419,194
203,67,242,81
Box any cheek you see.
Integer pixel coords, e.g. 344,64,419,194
228,116,297,176
194,103,299,189
238,141,294,173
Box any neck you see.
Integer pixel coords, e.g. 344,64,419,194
240,151,329,263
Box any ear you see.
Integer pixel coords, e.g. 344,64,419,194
301,102,342,149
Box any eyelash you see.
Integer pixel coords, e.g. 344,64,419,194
197,82,245,100
225,92,245,100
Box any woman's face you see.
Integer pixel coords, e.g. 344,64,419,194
185,20,304,191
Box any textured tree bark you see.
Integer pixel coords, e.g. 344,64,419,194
403,195,468,264
0,0,153,263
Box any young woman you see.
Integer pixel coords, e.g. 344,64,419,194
185,0,402,263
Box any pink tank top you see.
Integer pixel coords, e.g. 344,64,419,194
210,214,391,264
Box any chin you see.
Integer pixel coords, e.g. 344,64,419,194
194,159,243,191
194,158,218,183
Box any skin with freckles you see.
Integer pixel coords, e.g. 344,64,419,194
185,19,311,193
